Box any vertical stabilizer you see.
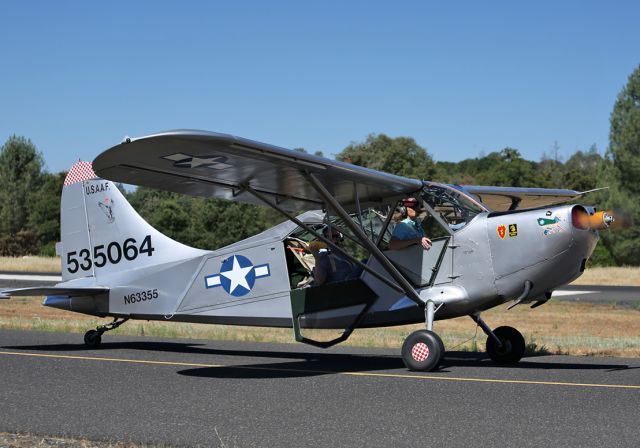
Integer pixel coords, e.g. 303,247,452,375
60,161,207,281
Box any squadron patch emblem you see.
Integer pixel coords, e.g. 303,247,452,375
98,197,115,224
497,224,506,239
537,216,563,236
508,224,518,237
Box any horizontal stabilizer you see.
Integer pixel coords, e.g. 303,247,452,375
0,286,109,299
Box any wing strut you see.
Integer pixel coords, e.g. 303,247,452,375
304,173,425,308
242,185,404,294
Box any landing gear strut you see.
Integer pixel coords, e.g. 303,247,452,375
471,314,525,364
401,301,444,372
84,317,129,348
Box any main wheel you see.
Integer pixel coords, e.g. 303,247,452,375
401,330,444,372
486,326,525,363
84,330,102,348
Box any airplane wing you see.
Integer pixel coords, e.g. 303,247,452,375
0,287,109,299
460,185,601,212
93,130,423,211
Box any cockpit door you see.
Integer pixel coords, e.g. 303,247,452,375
418,182,490,286
383,237,451,287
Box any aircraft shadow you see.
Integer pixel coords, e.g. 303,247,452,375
4,340,634,379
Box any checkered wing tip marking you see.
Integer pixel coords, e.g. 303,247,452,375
64,161,98,186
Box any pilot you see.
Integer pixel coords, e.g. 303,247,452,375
389,197,432,251
310,227,360,285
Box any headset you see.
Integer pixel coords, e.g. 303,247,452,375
396,205,408,216
322,226,344,242
395,198,419,219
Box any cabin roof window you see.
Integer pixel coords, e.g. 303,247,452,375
421,182,486,232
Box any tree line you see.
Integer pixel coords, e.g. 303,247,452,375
1,65,638,266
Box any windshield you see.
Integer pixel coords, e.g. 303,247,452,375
421,182,486,231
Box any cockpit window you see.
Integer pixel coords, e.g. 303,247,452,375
328,208,391,245
421,182,486,231
288,206,392,255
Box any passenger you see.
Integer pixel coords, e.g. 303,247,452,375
448,217,467,231
389,198,432,251
311,227,360,285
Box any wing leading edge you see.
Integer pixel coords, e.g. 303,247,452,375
93,130,422,211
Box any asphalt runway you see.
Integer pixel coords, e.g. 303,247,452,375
552,284,640,305
0,272,61,289
0,329,639,447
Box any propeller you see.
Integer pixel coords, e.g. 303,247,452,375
607,208,634,230
587,210,615,230
572,207,633,231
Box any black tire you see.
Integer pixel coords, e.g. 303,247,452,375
486,326,525,363
84,330,102,348
401,330,444,372
436,334,446,365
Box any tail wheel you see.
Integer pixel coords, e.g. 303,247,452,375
401,330,444,372
486,326,525,363
84,330,102,348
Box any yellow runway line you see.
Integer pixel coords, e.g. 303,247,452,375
0,350,224,369
1,350,639,390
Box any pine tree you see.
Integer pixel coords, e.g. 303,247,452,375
0,136,44,255
601,65,640,265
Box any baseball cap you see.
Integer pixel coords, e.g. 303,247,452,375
322,226,344,241
402,198,419,208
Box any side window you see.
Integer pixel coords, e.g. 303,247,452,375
386,198,450,241
419,211,450,239
326,206,393,254
289,224,326,243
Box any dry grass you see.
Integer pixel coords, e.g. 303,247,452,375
0,256,60,273
1,296,639,357
571,266,640,286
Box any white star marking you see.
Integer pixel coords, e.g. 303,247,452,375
220,256,253,294
187,156,222,168
162,153,232,170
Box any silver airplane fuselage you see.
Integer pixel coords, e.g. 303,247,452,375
44,177,598,331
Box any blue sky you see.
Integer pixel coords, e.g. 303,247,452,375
1,1,638,173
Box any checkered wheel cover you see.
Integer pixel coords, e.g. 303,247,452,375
411,342,430,362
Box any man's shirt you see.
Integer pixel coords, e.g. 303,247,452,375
317,250,361,284
391,218,424,240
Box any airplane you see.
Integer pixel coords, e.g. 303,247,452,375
0,129,617,372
